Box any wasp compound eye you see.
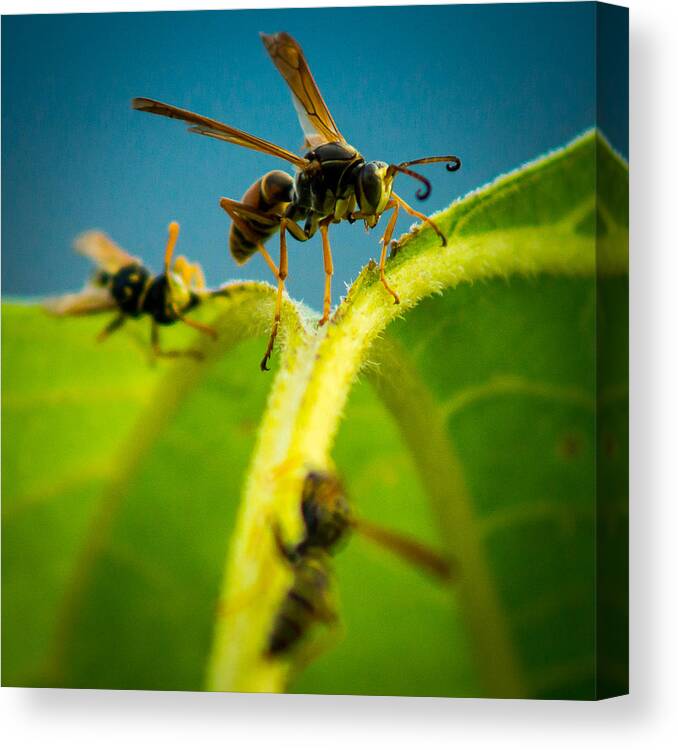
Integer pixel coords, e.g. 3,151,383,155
357,163,383,213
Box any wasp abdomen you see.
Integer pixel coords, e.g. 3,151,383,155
268,609,306,656
230,170,295,263
266,552,334,657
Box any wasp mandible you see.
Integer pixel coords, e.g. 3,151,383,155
44,222,217,359
132,32,461,370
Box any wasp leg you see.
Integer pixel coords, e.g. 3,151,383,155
220,196,312,368
220,197,281,282
150,320,203,361
392,192,446,247
169,304,218,339
96,313,126,342
220,196,286,277
378,199,401,305
220,195,309,265
167,283,217,339
219,197,285,370
257,243,280,278
318,220,334,326
220,198,282,279
220,197,281,251
260,219,290,371
285,219,314,243
180,315,217,338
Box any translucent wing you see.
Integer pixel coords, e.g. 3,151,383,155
260,32,346,148
75,231,140,273
43,285,118,316
132,98,310,169
352,517,456,583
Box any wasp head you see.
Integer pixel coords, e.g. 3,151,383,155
299,471,352,553
355,161,394,227
166,271,194,314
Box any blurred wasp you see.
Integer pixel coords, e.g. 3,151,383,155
44,222,217,359
267,470,454,659
132,32,461,370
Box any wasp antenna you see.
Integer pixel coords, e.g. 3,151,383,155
389,164,432,201
398,155,462,173
164,221,180,273
446,156,462,172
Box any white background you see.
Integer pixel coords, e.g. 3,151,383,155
1,0,676,747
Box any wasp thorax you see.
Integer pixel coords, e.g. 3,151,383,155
356,161,393,225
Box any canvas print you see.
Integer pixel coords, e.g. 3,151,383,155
1,2,628,699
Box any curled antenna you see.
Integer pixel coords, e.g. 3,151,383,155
398,155,462,173
388,164,433,200
389,154,462,200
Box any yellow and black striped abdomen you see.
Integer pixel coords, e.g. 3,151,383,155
267,551,334,657
229,170,295,264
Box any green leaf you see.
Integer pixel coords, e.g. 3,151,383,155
207,130,628,697
2,130,628,699
2,284,307,688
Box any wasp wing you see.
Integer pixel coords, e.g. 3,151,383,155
260,32,345,148
43,285,118,316
352,517,456,583
75,231,140,273
132,97,310,169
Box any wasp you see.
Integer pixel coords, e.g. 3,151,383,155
267,470,454,659
44,222,217,359
132,32,461,370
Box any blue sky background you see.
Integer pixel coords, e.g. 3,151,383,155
2,3,628,304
